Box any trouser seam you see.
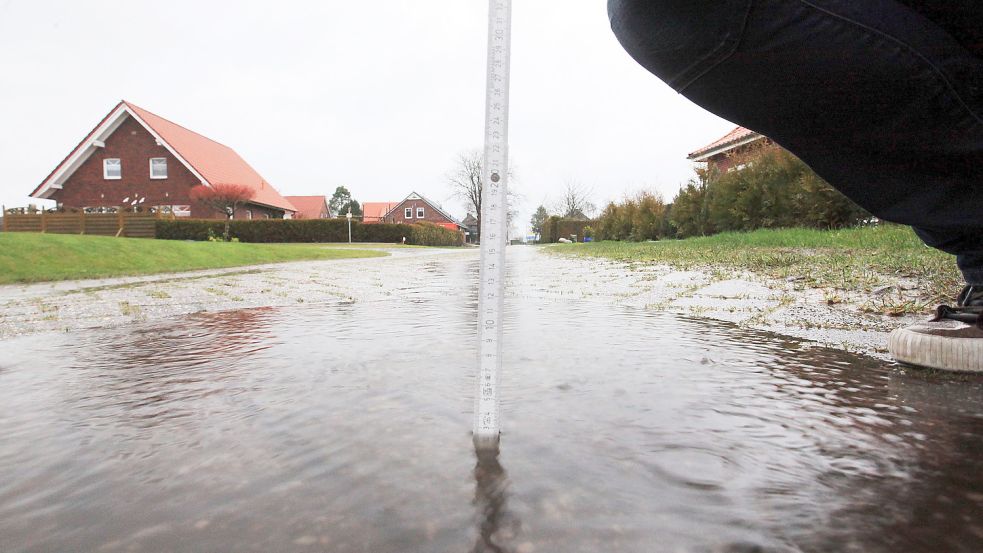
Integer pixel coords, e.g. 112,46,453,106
675,0,754,93
795,0,983,126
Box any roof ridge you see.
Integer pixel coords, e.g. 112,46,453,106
688,126,762,159
123,100,235,153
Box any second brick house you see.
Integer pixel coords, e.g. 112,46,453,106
378,192,466,232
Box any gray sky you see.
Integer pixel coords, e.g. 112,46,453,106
0,0,735,234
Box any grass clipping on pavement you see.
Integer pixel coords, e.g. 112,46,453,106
0,233,388,285
549,225,962,315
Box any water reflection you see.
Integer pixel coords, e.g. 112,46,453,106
472,446,517,553
0,249,981,552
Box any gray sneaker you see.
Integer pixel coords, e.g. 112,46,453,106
888,285,983,373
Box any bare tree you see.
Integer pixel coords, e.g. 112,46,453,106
555,181,597,220
447,150,519,242
190,183,253,241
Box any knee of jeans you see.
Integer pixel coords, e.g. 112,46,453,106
609,0,750,90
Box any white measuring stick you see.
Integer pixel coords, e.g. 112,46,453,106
474,0,512,450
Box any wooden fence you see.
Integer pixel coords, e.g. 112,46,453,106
1,207,173,238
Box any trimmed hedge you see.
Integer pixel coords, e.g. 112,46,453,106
156,219,463,246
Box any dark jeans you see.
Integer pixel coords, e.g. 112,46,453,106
609,0,983,285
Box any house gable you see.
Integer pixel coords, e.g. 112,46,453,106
687,126,766,163
382,192,464,229
53,116,203,212
687,126,773,173
32,102,207,200
32,101,296,216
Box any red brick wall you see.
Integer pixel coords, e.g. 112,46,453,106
707,139,776,173
51,116,208,215
383,198,457,226
232,204,285,220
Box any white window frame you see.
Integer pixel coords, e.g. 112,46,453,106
246,209,253,220
103,158,122,180
149,158,168,179
404,207,413,219
417,207,425,218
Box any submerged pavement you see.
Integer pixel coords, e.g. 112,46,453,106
3,244,980,553
0,246,915,358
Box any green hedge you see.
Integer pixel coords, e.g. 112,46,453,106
156,219,463,246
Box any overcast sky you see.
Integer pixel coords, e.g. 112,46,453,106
0,0,735,234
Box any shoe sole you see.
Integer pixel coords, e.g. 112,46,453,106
888,325,983,373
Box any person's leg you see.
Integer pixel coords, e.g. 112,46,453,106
608,0,983,285
896,1,983,58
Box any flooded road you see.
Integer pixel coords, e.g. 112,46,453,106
1,248,981,552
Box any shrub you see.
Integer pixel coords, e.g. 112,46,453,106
596,191,669,241
155,219,225,241
156,219,463,246
669,149,869,239
405,222,465,247
596,148,869,243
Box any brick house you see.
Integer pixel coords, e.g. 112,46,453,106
285,196,331,219
379,192,466,232
461,213,478,243
31,101,297,219
687,126,774,173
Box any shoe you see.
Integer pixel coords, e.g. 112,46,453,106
957,285,983,307
888,285,983,373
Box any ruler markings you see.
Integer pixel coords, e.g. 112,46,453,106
474,0,512,448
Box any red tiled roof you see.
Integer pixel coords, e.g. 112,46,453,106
124,102,296,213
285,196,329,219
687,126,763,160
362,202,398,222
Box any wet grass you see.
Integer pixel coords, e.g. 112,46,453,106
0,233,388,285
549,225,962,310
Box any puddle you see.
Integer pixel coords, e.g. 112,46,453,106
1,254,981,552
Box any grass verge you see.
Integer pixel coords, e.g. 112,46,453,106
0,233,388,285
548,225,962,313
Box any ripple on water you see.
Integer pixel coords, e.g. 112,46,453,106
0,250,982,553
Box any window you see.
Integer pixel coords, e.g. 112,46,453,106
150,158,168,179
246,210,253,220
404,208,413,219
417,207,425,218
103,158,121,180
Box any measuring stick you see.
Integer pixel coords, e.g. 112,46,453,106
474,0,512,450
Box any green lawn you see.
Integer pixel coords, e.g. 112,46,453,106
549,225,962,309
0,233,389,285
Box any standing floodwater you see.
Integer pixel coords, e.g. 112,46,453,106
1,249,981,552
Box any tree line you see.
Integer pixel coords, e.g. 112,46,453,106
595,148,870,241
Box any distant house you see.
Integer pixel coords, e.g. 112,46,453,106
461,213,478,243
380,192,467,232
361,202,399,224
31,101,297,219
687,126,773,173
286,196,331,219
